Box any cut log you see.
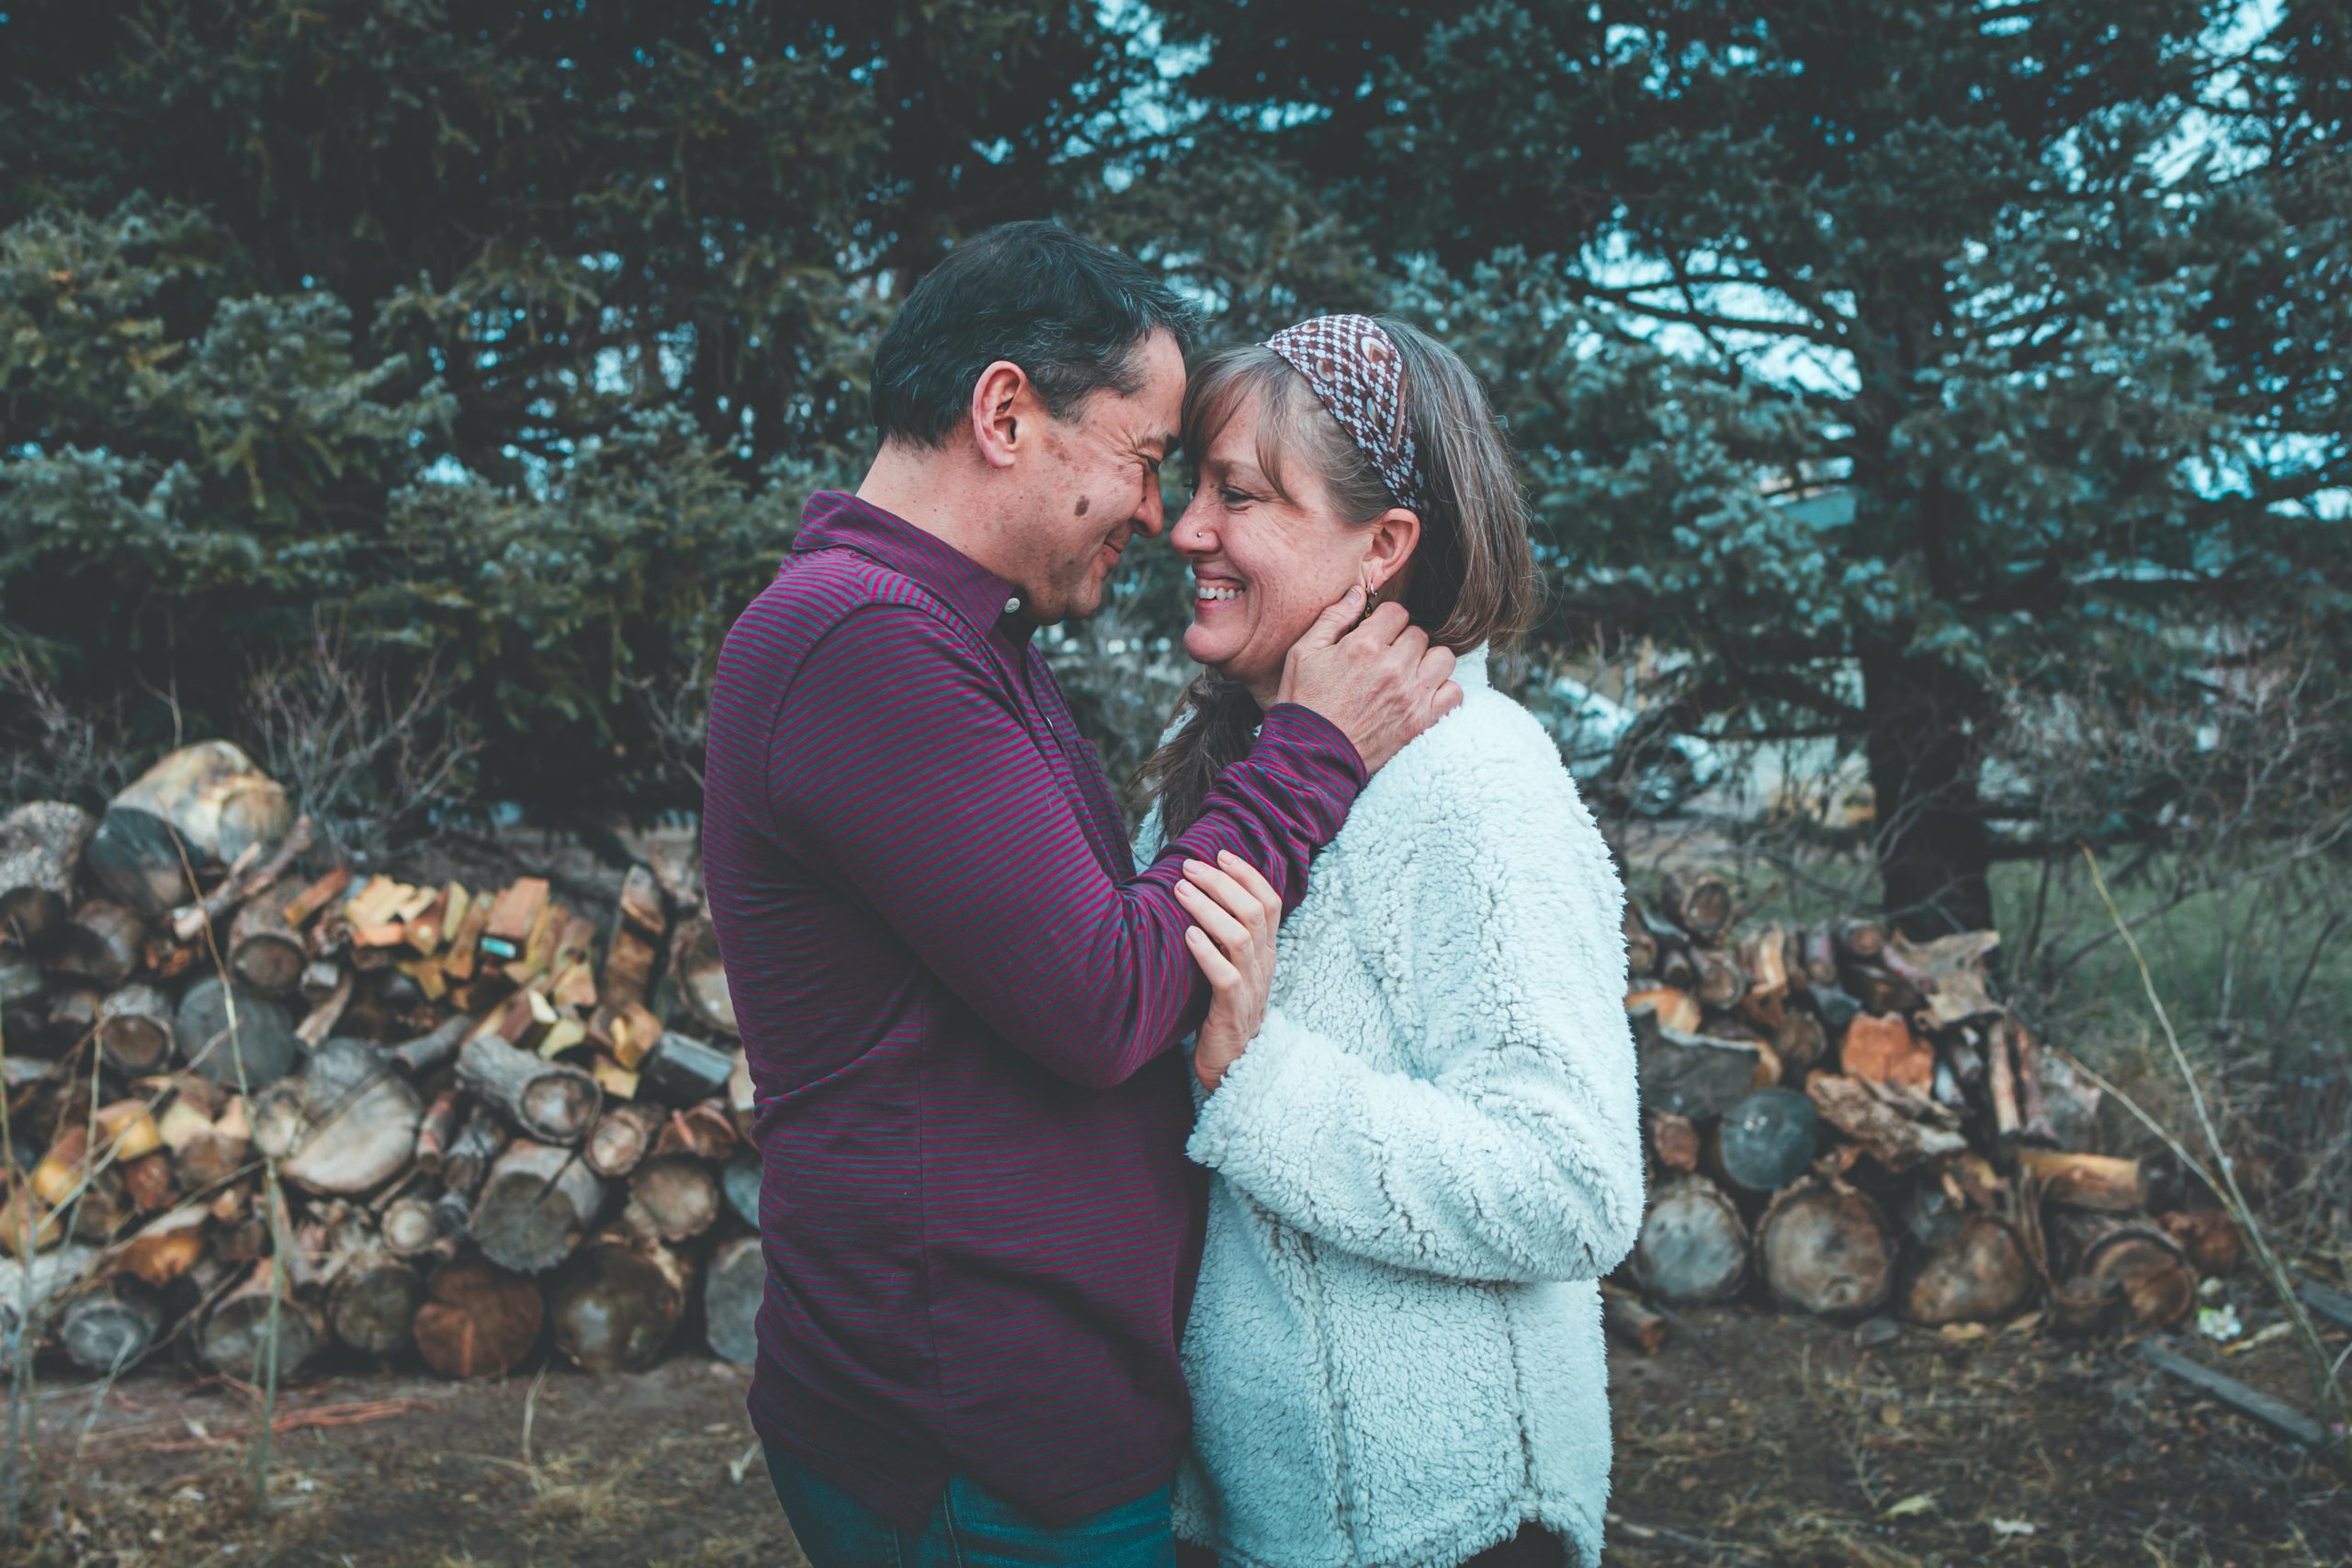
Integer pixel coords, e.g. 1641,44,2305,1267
1883,930,2001,1028
619,864,667,936
413,1087,463,1175
250,1038,424,1196
585,1102,663,1179
1600,1281,1668,1355
85,741,292,914
1804,984,1862,1038
704,1233,764,1367
1736,925,1789,1031
413,1251,543,1378
97,984,177,1076
470,1142,606,1273
1838,1013,1933,1093
278,865,354,932
478,877,549,964
1690,947,1747,1010
1630,1177,1749,1303
1839,962,1924,1018
668,916,737,1037
169,813,314,946
61,1277,164,1373
0,1244,100,1360
1647,1113,1701,1176
1756,1179,1895,1318
1832,917,1886,962
165,1095,253,1191
601,926,660,1012
119,1151,176,1213
1805,1075,1969,1173
441,1104,508,1200
328,1243,424,1355
549,1235,689,1372
1771,1009,1827,1075
728,1048,756,1137
653,1100,739,1163
49,899,146,989
1623,986,1702,1035
228,881,308,998
722,1153,763,1230
626,1155,720,1244
2048,1212,2196,1330
175,976,302,1090
2157,1210,2243,1277
639,1032,736,1107
380,1193,443,1258
2019,1150,2144,1213
1711,1089,1818,1194
1901,1213,2036,1325
1631,1003,1764,1121
1620,904,1657,978
1799,925,1839,987
1661,874,1734,942
1985,1017,2022,1138
0,951,46,1039
387,1014,472,1077
457,1032,602,1145
648,839,703,914
0,801,94,948
197,1262,325,1379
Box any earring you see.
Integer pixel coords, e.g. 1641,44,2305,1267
1358,570,1380,625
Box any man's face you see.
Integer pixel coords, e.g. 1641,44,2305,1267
1012,330,1184,625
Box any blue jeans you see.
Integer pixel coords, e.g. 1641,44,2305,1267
764,1445,1176,1568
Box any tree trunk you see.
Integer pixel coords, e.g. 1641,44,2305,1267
1859,646,1995,940
413,1251,543,1378
1756,1178,1895,1318
549,1235,689,1372
704,1233,764,1366
1630,1176,1749,1303
470,1142,606,1273
457,1032,602,1144
0,801,94,949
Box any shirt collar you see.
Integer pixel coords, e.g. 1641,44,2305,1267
794,491,1034,643
1454,645,1491,691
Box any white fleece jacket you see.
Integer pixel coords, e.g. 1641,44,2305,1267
1139,648,1645,1568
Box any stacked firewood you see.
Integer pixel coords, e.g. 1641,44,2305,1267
1,743,766,1382
1604,873,2236,1352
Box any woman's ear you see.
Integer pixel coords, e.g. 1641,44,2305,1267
1363,507,1422,596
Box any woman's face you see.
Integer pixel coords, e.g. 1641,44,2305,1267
1171,395,1407,697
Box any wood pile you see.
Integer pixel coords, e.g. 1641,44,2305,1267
1611,874,2228,1350
1,745,763,1383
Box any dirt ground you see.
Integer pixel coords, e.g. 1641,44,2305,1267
9,1303,2346,1567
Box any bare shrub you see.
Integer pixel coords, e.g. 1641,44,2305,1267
0,650,139,808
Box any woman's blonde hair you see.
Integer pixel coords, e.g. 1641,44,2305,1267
1138,318,1536,840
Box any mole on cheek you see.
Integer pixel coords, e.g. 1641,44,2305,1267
1075,497,1090,516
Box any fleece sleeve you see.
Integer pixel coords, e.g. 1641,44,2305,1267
1185,739,1646,1283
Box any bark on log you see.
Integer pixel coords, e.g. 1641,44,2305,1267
85,741,292,914
0,802,94,949
2157,1210,2243,1277
1838,1013,1934,1093
639,1032,736,1108
626,1155,720,1244
1736,925,1789,1031
175,976,302,1090
1800,925,1839,986
251,1037,424,1196
1691,947,1747,1011
0,1244,99,1362
619,864,667,936
470,1142,606,1273
668,916,736,1036
0,951,44,1040
549,1235,689,1372
1805,1074,1970,1173
653,1100,739,1163
1901,1213,2036,1325
1647,1113,1701,1176
704,1233,763,1367
456,1032,601,1145
388,1015,472,1077
441,1105,508,1200
413,1251,544,1379
1600,1281,1669,1355
61,1277,164,1373
1623,987,1702,1034
2019,1151,2144,1213
585,1102,663,1179
2048,1212,2196,1331
1712,1089,1818,1194
1661,874,1734,942
227,881,308,998
1756,1179,1895,1318
413,1087,463,1175
1631,1003,1764,1121
722,1153,762,1231
1630,1176,1750,1303
97,983,176,1076
328,1242,424,1355
1839,962,1925,1018
197,1263,326,1379
50,900,147,989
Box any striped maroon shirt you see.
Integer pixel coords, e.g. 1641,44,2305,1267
701,491,1365,1528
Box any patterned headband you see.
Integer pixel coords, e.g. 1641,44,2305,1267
1261,314,1426,513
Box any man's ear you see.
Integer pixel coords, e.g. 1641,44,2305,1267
969,360,1035,470
1363,507,1422,595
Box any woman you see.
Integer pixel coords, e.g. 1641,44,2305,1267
1143,315,1645,1568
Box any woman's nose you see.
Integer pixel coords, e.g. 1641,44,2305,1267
1170,499,1215,555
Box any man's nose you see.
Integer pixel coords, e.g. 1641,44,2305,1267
1134,479,1166,536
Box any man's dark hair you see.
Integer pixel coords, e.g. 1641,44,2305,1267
870,221,1201,447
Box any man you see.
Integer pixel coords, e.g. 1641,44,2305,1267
702,221,1458,1565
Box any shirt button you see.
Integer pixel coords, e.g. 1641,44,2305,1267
1004,596,1022,615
